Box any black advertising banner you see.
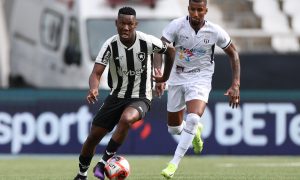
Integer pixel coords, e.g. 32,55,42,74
0,90,300,155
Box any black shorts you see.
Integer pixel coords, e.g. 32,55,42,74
92,95,151,132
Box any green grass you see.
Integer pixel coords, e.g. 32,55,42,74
0,155,300,180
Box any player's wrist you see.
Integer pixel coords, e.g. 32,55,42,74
232,82,240,89
154,67,162,74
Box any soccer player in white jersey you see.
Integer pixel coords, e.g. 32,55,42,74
155,0,241,179
73,7,175,180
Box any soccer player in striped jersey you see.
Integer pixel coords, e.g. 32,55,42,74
155,0,241,179
74,7,175,180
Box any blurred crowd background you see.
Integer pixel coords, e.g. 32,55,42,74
0,0,300,89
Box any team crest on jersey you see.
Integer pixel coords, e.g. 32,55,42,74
137,52,146,62
204,39,210,44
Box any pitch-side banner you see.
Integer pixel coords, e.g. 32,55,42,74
0,90,300,155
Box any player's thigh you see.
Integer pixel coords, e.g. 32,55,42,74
167,85,185,112
186,100,206,116
92,95,125,132
185,82,211,116
167,85,185,126
122,99,150,124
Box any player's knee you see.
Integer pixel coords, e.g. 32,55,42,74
120,110,140,128
186,113,199,125
119,117,131,128
185,113,200,134
167,121,185,135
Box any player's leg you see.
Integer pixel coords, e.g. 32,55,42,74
161,85,186,179
161,83,210,179
166,85,186,135
74,125,108,180
185,82,210,154
75,95,121,180
167,110,185,134
97,107,141,164
94,99,150,180
162,103,205,179
186,100,206,154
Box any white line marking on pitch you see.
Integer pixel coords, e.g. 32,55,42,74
218,162,300,168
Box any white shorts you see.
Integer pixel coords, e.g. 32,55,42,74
167,82,211,112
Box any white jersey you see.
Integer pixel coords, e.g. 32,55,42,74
95,31,167,100
162,16,231,85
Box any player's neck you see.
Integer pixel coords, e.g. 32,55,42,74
121,33,136,48
189,19,205,34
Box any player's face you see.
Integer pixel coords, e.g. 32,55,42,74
188,1,207,27
116,14,137,45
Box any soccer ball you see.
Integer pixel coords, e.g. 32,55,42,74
104,155,130,180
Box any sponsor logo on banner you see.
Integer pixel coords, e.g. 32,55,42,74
0,101,300,154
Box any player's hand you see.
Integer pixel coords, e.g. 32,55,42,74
153,68,166,97
155,82,166,98
87,88,99,104
153,68,167,83
224,84,240,108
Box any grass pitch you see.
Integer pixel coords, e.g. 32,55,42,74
0,155,300,180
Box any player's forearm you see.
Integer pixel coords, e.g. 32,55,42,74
225,43,240,87
153,53,163,74
89,63,106,90
89,73,101,90
162,47,175,80
230,54,240,88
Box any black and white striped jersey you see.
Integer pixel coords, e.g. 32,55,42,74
95,31,168,100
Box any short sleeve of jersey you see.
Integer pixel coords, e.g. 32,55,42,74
162,19,178,43
95,38,112,66
215,24,231,49
147,34,168,54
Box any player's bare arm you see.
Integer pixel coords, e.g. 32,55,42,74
153,52,165,97
153,37,172,96
153,43,175,83
87,63,106,104
153,68,165,97
223,43,241,108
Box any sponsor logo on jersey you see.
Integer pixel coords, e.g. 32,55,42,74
176,65,184,73
179,35,189,40
185,68,201,73
123,65,146,76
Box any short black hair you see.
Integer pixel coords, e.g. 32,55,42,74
118,7,136,16
189,0,207,5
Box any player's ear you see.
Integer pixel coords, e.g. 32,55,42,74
115,19,118,27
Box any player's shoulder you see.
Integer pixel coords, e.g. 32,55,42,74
136,31,148,38
204,20,225,32
104,35,118,45
170,16,188,25
136,31,159,42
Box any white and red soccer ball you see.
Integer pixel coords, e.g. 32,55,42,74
104,155,130,180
